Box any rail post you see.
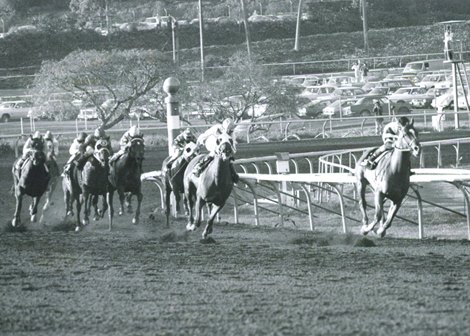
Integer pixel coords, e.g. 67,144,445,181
276,152,294,206
163,77,181,155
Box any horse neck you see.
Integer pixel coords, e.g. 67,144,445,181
389,147,411,174
206,155,231,184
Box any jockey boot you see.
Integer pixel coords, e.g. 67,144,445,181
14,157,25,174
193,155,213,177
361,149,381,169
166,157,176,169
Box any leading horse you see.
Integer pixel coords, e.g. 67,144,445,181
11,137,50,227
161,142,198,227
356,118,421,237
184,133,235,239
109,136,145,225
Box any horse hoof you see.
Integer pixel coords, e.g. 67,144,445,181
186,223,195,231
67,211,74,217
75,226,81,232
360,226,369,235
132,218,138,225
31,214,37,223
82,219,89,226
119,211,123,216
11,219,18,227
377,228,386,238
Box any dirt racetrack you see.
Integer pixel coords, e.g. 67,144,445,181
2,150,470,335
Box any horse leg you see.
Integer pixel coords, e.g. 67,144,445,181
118,189,125,216
93,195,102,221
174,191,182,218
107,191,114,231
377,200,402,238
202,204,222,239
357,180,369,234
133,191,143,225
183,194,189,216
30,196,41,223
82,192,90,226
364,192,385,234
75,193,82,232
165,185,171,227
100,193,108,220
125,193,133,214
12,189,22,228
185,187,196,231
194,198,206,230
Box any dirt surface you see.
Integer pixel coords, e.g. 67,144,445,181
2,149,470,335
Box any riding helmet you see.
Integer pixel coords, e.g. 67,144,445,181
94,128,106,138
44,131,53,140
222,118,236,134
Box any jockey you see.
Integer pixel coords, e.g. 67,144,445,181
361,116,411,169
44,131,59,157
165,128,197,169
76,128,113,170
15,131,45,172
192,118,239,183
62,132,88,176
109,125,143,164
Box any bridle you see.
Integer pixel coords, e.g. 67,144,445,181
394,126,419,153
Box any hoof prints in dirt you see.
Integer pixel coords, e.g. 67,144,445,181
290,232,376,247
159,231,190,243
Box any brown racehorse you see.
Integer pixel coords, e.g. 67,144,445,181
80,139,113,231
161,142,198,227
184,133,235,239
356,118,421,238
109,136,145,225
11,137,50,228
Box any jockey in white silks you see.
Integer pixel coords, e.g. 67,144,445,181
109,125,143,164
361,116,411,169
62,132,88,176
192,118,239,183
15,131,48,172
43,131,59,157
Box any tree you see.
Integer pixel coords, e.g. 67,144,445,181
69,0,107,28
189,51,298,123
31,49,174,129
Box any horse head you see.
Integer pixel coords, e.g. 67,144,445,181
129,136,145,162
94,138,111,165
30,136,45,152
396,118,421,157
31,149,46,167
182,142,198,162
214,133,235,161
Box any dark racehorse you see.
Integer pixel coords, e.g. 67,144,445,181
109,136,145,225
356,118,421,237
40,138,60,223
184,133,235,239
161,142,198,227
11,137,50,227
81,139,113,231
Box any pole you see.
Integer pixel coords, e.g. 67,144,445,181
452,62,459,129
163,77,181,155
198,0,205,82
294,0,303,51
361,0,369,53
239,0,252,60
171,17,179,66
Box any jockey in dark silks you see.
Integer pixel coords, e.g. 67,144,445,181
14,131,47,173
109,125,143,164
192,118,239,183
361,116,411,169
165,128,197,169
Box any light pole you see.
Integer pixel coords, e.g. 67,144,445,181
360,0,369,53
198,0,205,82
294,0,303,51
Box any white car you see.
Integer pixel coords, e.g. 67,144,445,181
299,85,336,101
418,73,449,89
388,87,429,103
0,100,33,122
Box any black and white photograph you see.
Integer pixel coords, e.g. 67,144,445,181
1,0,470,334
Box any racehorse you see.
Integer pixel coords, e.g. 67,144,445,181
11,137,50,227
39,138,60,223
184,133,235,239
109,136,145,225
161,142,198,226
81,139,113,231
62,157,83,231
356,118,421,238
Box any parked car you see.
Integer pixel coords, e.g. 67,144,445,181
365,87,392,98
298,85,336,101
402,59,450,75
322,98,358,117
318,87,366,102
77,104,99,120
378,78,415,93
361,81,383,93
410,87,449,109
297,99,334,119
345,97,411,117
323,75,356,87
418,73,449,89
0,100,33,122
301,76,323,87
388,87,429,104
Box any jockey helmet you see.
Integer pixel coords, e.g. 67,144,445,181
183,128,192,140
32,131,41,139
128,125,139,137
77,132,87,142
44,131,53,140
94,128,106,138
222,118,236,134
398,116,410,126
